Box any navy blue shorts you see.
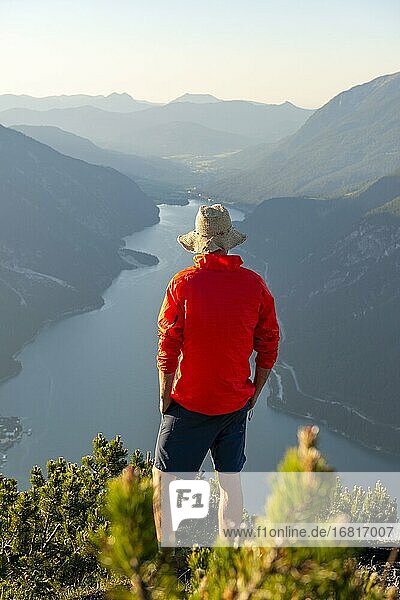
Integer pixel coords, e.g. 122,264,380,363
154,399,251,473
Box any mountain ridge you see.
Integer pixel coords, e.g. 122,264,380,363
0,124,159,382
0,97,313,156
11,123,195,203
213,71,400,203
170,93,221,104
0,92,160,113
238,172,400,453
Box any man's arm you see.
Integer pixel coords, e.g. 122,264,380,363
250,285,280,409
156,278,184,414
250,365,271,409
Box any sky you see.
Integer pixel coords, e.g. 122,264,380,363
0,0,399,109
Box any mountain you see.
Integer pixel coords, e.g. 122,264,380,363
0,93,159,113
125,120,252,155
0,98,312,157
11,124,195,203
170,93,221,104
238,173,400,453
0,106,252,156
214,72,400,203
0,124,159,382
134,99,312,141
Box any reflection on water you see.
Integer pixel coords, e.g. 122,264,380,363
0,200,398,487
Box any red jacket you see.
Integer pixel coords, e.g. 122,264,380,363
156,253,279,415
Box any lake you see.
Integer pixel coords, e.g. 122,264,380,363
0,200,398,487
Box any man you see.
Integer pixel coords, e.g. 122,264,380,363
153,203,279,544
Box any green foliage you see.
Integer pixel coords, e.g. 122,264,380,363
0,428,398,599
263,425,336,526
98,426,396,599
0,434,128,599
322,479,398,524
97,466,182,599
186,426,395,599
188,544,388,600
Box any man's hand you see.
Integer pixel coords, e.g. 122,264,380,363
248,394,260,410
249,366,272,411
159,396,172,415
158,370,176,415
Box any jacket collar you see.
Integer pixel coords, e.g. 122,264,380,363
193,253,243,271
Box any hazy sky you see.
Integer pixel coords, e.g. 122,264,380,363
1,0,399,109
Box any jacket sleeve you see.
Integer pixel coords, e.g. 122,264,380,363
253,284,280,369
156,277,185,373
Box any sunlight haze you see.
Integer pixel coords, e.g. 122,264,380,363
0,0,399,108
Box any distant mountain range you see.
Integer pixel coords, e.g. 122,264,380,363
214,72,400,203
11,124,195,204
170,93,221,104
169,93,277,105
0,92,160,113
238,173,400,453
0,97,312,157
0,124,159,382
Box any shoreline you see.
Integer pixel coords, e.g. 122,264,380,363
268,397,400,458
267,367,400,459
241,249,400,460
0,248,159,391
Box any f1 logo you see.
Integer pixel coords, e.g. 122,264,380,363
169,480,210,531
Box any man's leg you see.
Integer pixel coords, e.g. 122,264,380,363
217,471,243,536
153,401,214,546
152,465,176,546
210,400,250,539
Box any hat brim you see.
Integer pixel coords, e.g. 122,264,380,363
177,227,247,254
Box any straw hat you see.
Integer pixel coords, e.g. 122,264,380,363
177,204,247,253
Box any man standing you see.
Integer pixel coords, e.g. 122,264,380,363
153,203,279,543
